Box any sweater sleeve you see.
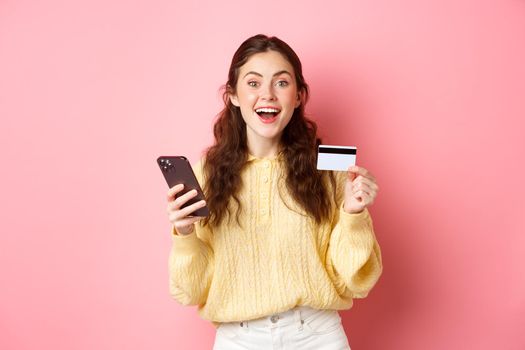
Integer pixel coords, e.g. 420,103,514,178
325,172,383,299
168,159,214,306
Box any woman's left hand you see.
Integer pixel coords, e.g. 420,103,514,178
343,166,379,214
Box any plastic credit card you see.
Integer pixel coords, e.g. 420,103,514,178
316,145,357,171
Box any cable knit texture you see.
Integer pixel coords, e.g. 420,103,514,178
168,154,382,326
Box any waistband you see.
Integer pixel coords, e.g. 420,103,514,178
222,306,338,329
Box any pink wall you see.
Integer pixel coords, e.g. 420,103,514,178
1,0,524,349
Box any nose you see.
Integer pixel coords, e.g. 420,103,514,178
260,83,276,101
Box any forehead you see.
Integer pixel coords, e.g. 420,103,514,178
239,50,296,77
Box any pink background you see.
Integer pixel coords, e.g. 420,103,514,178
1,0,524,349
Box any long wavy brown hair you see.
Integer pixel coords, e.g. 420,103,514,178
202,34,337,227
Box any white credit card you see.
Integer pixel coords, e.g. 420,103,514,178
316,145,357,171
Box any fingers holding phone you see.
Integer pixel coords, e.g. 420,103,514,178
167,184,207,235
158,156,210,236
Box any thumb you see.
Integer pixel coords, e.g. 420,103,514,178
347,166,359,181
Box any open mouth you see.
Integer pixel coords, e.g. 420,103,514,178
255,107,281,122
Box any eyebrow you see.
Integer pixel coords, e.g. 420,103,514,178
243,70,292,79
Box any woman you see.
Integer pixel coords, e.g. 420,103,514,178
166,34,382,350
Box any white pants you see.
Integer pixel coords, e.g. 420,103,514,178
213,306,351,350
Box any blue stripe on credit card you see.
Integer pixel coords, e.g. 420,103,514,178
317,145,357,171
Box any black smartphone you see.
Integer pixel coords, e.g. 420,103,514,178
157,156,209,217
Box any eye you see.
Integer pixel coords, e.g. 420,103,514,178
276,80,289,87
248,81,259,87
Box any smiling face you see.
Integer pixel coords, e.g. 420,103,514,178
229,50,302,152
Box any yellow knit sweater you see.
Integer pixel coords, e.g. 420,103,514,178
168,154,382,326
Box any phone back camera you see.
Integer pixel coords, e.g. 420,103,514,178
159,158,175,172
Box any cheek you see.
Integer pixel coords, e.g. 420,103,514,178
237,93,257,120
238,90,258,104
280,89,299,105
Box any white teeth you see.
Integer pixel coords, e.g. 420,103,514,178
255,108,280,113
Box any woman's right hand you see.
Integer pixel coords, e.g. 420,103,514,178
167,184,207,235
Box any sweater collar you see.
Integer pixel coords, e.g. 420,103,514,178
247,151,284,163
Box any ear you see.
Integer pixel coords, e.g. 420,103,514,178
229,93,240,107
294,90,303,108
